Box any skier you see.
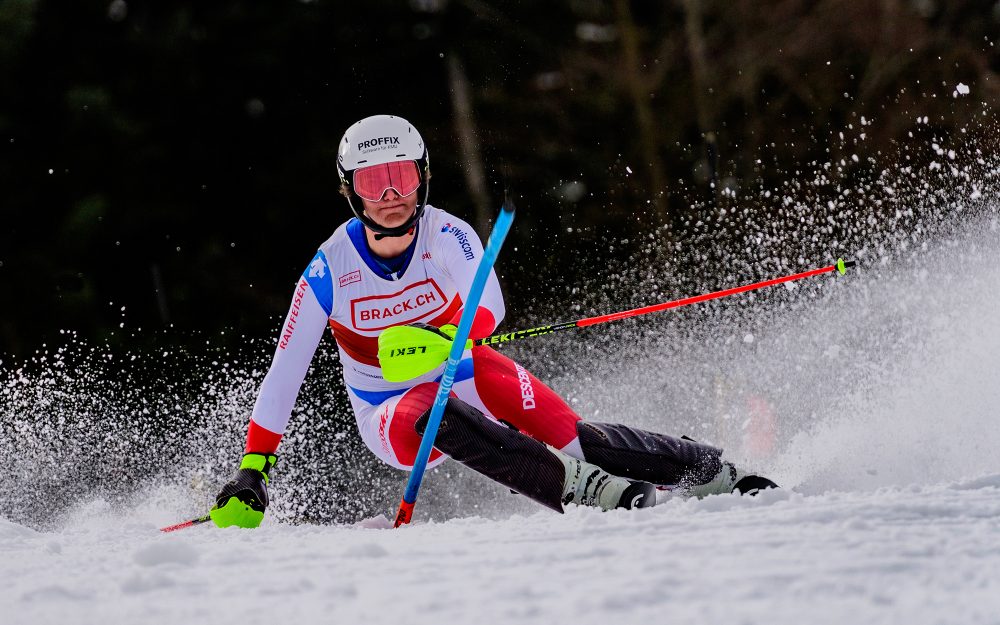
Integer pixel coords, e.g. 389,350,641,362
210,114,775,528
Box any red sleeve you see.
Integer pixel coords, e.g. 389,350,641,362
245,419,283,454
447,306,498,340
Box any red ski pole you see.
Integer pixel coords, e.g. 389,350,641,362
475,258,856,346
159,514,212,533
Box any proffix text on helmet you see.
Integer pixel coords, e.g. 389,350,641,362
338,115,430,238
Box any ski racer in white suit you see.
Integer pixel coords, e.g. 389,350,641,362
210,115,776,529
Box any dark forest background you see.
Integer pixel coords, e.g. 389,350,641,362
1,0,998,359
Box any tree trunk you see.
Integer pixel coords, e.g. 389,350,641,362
447,54,492,234
681,0,718,204
614,0,669,224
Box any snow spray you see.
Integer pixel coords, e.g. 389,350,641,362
3,114,1000,528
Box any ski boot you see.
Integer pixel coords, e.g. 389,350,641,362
683,460,778,498
556,450,657,510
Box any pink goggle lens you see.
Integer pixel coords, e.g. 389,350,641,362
353,161,421,202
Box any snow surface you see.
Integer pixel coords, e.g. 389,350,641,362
3,481,1000,625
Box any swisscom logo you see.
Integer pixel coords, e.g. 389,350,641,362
441,223,475,261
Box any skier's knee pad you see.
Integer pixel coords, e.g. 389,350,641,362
576,421,723,486
414,398,565,512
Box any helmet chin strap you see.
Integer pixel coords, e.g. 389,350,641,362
373,227,415,241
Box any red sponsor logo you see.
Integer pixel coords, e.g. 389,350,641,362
339,270,362,288
421,251,432,260
350,279,448,331
278,278,308,350
378,405,391,455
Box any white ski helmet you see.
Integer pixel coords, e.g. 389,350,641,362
337,114,430,237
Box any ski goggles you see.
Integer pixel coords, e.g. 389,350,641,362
352,160,421,202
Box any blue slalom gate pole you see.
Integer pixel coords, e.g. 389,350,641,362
393,200,516,527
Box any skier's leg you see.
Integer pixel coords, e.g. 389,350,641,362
463,346,581,449
575,421,721,486
413,398,656,512
576,421,778,496
352,383,447,470
357,381,655,511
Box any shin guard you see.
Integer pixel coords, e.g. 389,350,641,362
576,421,723,486
414,399,567,512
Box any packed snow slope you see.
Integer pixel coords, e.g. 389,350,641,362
3,116,1000,624
2,481,1000,625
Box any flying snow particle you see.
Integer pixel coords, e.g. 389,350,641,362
245,98,265,118
107,0,127,22
956,83,970,95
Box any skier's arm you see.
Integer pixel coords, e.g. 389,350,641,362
437,218,505,338
245,275,330,453
211,255,333,530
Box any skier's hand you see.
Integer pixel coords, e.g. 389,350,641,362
209,452,277,529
